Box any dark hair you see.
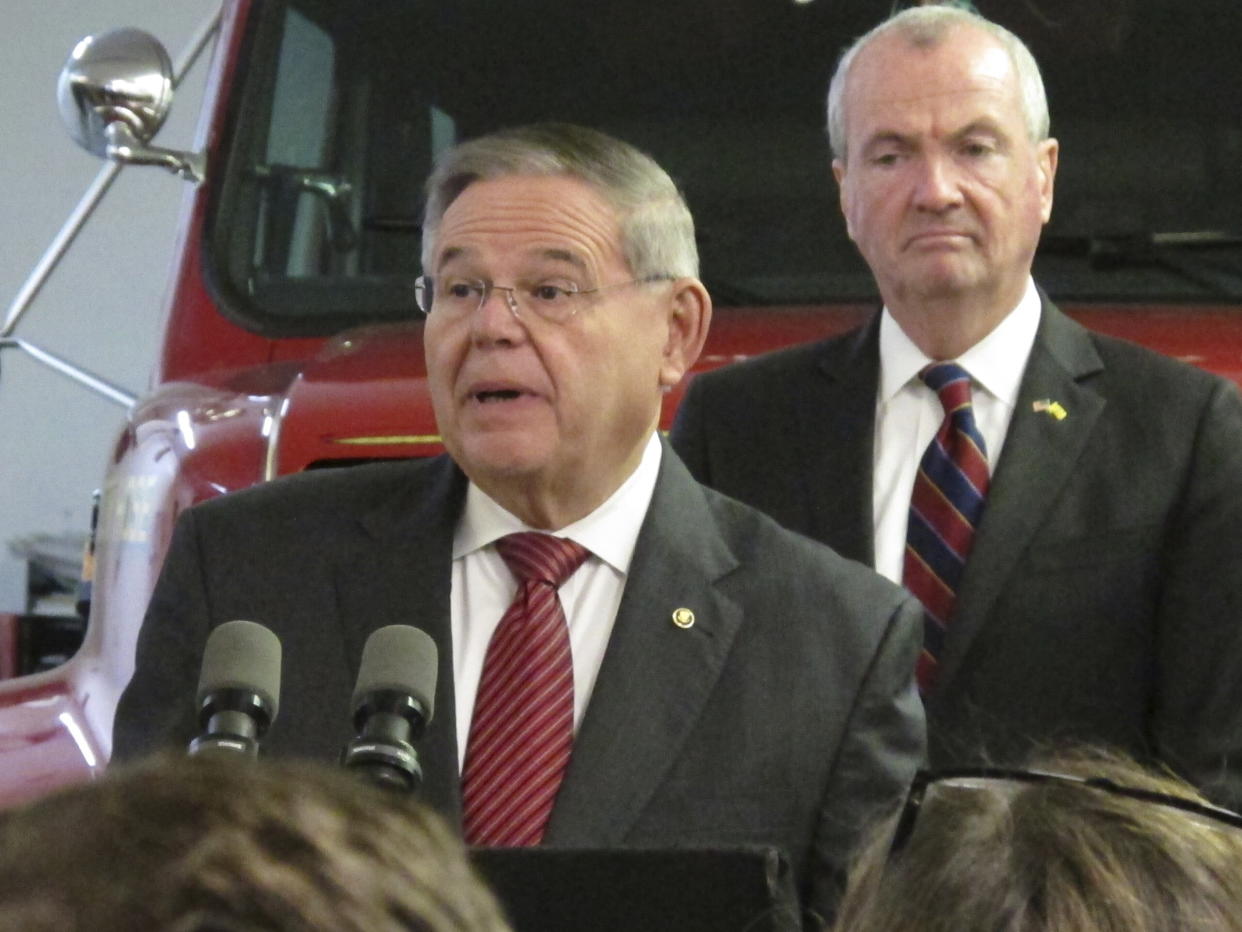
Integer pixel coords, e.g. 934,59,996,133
0,754,510,932
834,748,1242,932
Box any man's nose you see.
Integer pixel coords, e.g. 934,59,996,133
470,285,525,344
913,155,964,212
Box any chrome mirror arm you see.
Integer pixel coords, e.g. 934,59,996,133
0,338,136,410
103,121,206,184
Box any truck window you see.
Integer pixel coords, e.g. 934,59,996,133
206,0,1242,338
264,8,337,279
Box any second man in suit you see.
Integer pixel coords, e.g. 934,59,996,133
672,6,1242,807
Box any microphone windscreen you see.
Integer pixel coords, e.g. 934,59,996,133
352,625,438,721
196,620,282,717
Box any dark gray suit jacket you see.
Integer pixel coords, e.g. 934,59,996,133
113,444,925,924
672,299,1242,808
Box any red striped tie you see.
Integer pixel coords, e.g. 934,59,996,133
904,362,990,694
461,532,589,846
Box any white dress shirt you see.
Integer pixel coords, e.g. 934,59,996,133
871,278,1042,584
449,433,662,769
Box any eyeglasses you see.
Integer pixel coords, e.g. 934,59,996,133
889,767,1242,858
413,274,672,324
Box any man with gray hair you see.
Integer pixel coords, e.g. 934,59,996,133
115,123,926,925
673,6,1242,806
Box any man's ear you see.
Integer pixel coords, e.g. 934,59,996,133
658,278,712,389
833,158,855,240
1037,137,1059,224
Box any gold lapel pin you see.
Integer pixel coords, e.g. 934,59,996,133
1032,399,1068,421
672,607,695,629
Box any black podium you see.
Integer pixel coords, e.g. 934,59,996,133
470,846,801,932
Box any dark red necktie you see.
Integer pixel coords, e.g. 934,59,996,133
903,362,990,693
461,532,589,846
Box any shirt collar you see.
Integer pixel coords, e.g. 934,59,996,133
452,432,663,575
878,277,1042,407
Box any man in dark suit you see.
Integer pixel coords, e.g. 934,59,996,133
672,7,1242,807
113,124,925,925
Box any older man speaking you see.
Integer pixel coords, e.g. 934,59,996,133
114,124,925,925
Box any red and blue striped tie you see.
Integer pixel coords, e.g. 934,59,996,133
903,362,990,694
461,532,589,846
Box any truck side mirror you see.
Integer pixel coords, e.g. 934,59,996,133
57,28,205,183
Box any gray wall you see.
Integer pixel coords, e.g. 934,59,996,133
0,2,212,610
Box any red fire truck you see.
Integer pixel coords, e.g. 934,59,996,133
2,0,1241,805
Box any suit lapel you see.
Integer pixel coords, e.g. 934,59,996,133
332,456,467,820
803,317,881,564
544,446,744,845
935,300,1106,689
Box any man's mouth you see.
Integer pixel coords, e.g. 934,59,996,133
908,230,970,246
473,388,526,403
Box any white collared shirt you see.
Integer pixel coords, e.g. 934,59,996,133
449,433,662,769
871,278,1042,583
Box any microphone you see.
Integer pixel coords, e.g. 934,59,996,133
341,625,437,792
188,619,281,758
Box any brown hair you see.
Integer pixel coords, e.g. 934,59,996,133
0,754,510,932
834,749,1242,932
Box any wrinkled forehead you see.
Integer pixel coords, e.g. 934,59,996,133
843,27,1022,143
431,174,626,274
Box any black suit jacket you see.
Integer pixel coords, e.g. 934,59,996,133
112,444,925,924
672,299,1242,807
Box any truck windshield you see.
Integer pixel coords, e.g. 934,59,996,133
207,0,1242,336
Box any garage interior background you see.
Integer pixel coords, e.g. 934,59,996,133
1,2,208,612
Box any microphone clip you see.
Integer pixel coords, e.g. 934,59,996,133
341,689,427,792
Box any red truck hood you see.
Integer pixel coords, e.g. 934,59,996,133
271,323,442,474
268,301,1242,475
268,308,875,474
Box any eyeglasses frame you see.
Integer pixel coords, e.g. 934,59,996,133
888,766,1242,859
413,274,674,323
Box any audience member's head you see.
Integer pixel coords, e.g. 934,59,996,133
0,754,512,932
834,748,1242,932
